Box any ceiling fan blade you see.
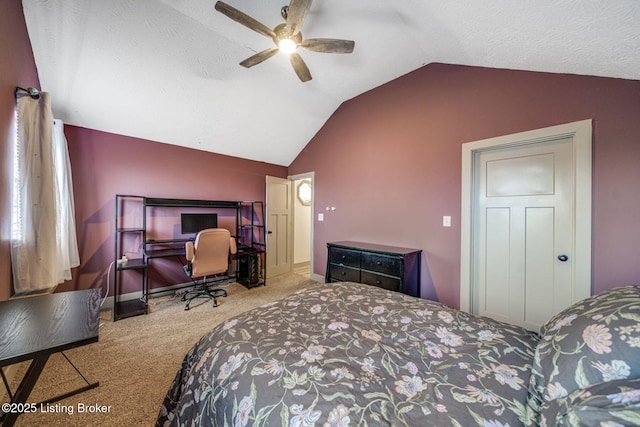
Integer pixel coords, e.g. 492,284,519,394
239,48,280,68
285,0,312,35
301,38,355,53
289,53,312,82
215,1,276,39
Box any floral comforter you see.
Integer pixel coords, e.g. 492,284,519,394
156,282,540,426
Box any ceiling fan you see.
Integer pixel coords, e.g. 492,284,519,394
214,0,355,82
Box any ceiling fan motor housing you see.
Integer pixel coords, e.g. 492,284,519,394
273,23,302,49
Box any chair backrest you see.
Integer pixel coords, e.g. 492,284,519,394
186,228,236,277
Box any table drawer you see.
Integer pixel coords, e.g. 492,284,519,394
361,271,401,292
328,264,360,282
329,247,361,268
361,253,401,276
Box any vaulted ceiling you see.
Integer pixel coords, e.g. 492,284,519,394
22,0,640,166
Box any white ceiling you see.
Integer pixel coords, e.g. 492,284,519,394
23,0,640,166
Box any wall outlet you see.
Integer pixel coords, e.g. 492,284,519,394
318,213,324,222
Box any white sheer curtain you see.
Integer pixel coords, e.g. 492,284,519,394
52,119,80,282
12,92,80,296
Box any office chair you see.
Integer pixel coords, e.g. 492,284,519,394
182,228,237,310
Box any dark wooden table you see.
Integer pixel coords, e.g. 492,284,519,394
0,288,101,426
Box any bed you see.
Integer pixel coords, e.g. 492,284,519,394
156,282,640,426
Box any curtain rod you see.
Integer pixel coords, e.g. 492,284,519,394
15,86,40,99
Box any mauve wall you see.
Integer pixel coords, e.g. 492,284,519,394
58,126,287,295
289,63,640,309
0,0,40,300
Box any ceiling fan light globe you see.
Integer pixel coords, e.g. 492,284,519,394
278,38,297,54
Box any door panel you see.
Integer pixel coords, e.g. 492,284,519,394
524,207,555,326
482,207,511,318
486,153,555,196
266,176,292,278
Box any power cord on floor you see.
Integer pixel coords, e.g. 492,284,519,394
104,261,113,307
99,261,115,328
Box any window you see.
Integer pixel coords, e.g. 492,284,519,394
296,180,312,206
11,106,22,242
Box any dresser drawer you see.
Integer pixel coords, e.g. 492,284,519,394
329,247,361,268
361,271,401,293
328,264,360,282
361,253,402,276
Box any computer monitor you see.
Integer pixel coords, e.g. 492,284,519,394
180,213,218,235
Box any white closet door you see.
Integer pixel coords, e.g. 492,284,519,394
476,137,573,330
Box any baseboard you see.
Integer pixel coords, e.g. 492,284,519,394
311,272,324,283
101,280,198,311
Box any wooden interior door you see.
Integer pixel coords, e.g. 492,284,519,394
266,176,292,278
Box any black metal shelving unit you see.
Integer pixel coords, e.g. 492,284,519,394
236,201,266,288
113,195,147,320
113,195,266,320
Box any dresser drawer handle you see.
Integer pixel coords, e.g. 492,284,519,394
341,272,346,275
376,261,382,265
376,280,382,284
341,255,346,259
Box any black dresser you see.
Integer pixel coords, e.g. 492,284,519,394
325,241,422,297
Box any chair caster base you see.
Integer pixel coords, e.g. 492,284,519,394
182,286,227,310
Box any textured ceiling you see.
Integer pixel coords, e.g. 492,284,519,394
22,0,640,166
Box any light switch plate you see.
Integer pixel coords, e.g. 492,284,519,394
318,213,324,222
443,216,451,227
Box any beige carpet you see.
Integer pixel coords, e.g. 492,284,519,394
5,272,319,427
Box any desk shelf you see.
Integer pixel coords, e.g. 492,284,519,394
116,257,146,270
113,298,148,321
145,248,186,258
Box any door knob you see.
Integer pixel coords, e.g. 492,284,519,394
557,254,569,262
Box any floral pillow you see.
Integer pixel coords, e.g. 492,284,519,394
538,378,640,426
528,285,640,411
